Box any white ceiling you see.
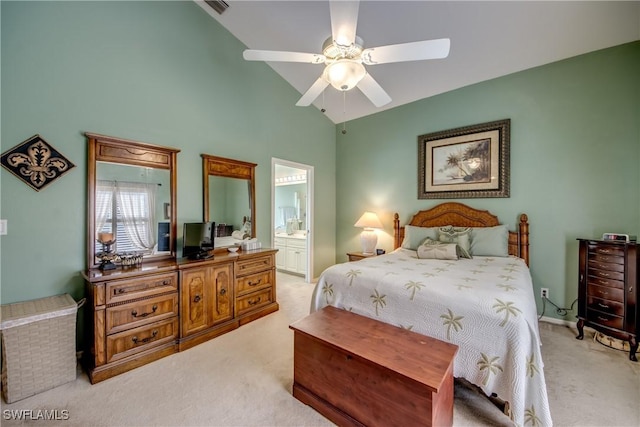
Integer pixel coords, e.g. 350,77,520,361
197,1,640,124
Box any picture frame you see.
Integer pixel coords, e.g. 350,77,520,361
418,119,510,199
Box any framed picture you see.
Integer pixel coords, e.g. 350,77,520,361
418,119,510,199
164,202,171,220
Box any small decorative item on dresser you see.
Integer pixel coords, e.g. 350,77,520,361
576,238,639,361
96,233,117,271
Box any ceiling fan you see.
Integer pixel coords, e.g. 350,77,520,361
242,0,450,108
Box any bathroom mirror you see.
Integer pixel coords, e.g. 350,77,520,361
86,132,180,268
202,154,256,248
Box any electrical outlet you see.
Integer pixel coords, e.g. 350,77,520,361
0,219,6,236
541,288,549,299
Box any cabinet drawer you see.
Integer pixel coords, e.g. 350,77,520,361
586,296,624,317
588,268,624,282
287,239,306,249
587,260,625,273
236,255,274,277
236,288,273,316
106,317,178,363
590,254,625,265
236,270,274,296
587,283,624,302
105,272,178,305
586,309,624,330
587,275,623,289
588,244,625,257
106,293,178,334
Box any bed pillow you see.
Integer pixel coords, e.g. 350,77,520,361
401,225,439,250
416,238,460,260
470,225,509,257
438,226,472,259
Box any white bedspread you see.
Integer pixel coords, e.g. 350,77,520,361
311,249,552,427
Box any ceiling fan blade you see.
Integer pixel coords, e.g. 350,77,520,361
243,50,325,64
330,0,359,46
296,77,330,106
361,38,450,65
357,73,391,107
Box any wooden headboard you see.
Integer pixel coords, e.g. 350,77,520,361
393,202,529,266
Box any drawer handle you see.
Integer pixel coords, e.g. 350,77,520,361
131,305,158,318
598,249,612,254
597,290,608,295
219,288,227,296
132,330,158,344
117,289,126,294
248,279,262,287
598,272,610,277
193,295,202,303
248,297,262,306
597,316,610,322
597,302,610,309
163,280,170,286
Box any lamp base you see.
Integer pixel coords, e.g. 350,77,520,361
360,228,378,255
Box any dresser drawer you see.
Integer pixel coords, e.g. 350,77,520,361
586,296,624,317
105,272,178,305
236,288,273,316
587,275,624,289
236,270,274,296
587,260,625,273
590,254,625,265
106,317,178,363
588,268,624,282
106,293,179,334
236,255,274,277
588,244,625,257
586,309,624,330
587,283,624,302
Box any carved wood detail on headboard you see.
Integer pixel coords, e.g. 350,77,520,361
393,202,529,266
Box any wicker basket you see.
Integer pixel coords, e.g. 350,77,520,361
1,294,78,403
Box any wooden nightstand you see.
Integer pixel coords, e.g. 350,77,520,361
347,252,376,262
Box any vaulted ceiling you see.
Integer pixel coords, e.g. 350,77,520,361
197,1,640,124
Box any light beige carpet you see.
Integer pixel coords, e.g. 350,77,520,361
1,272,639,426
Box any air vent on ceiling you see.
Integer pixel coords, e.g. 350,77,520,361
205,0,229,15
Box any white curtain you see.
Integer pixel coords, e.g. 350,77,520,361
115,181,157,251
95,180,115,234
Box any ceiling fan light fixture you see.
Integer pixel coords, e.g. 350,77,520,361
323,59,366,91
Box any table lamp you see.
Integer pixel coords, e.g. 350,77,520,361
354,211,383,255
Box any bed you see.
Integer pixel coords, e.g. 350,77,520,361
311,202,552,427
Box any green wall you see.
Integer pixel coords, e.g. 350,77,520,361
336,41,640,321
0,1,336,310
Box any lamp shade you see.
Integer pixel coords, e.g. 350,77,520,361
354,211,383,229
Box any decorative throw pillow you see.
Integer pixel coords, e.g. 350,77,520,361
417,238,459,260
438,226,473,259
401,225,439,250
470,225,509,257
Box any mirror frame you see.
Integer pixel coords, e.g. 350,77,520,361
202,154,256,240
86,132,180,269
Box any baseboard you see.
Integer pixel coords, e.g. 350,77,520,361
539,316,576,327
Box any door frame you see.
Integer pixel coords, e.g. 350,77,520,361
271,158,314,283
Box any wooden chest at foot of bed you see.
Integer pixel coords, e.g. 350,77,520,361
289,306,459,427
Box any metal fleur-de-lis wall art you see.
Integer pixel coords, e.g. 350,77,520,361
1,134,75,191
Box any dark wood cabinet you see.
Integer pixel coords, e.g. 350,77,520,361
577,239,638,361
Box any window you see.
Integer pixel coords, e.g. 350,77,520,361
95,181,157,255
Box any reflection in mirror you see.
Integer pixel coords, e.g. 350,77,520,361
95,162,171,257
86,133,180,269
202,154,256,249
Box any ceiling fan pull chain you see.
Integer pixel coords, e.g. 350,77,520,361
342,91,347,134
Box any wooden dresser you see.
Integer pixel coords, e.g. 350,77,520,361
577,239,638,361
83,248,278,383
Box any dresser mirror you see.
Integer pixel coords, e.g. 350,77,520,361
86,133,180,269
202,154,256,248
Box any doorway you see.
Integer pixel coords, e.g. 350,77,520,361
272,158,313,283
